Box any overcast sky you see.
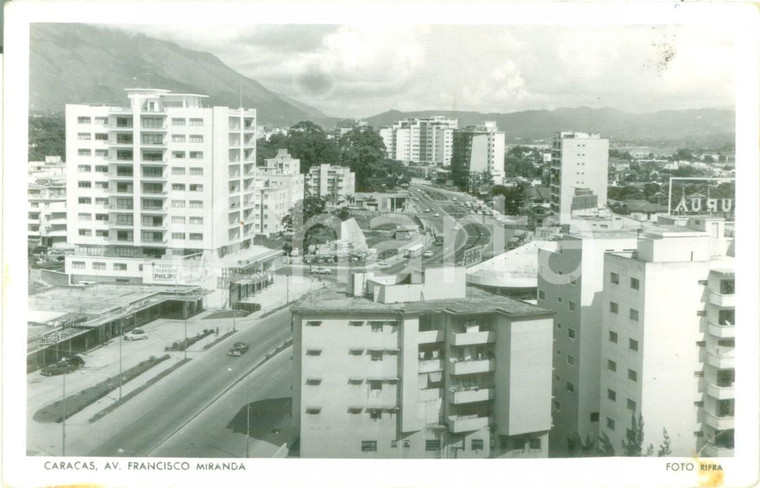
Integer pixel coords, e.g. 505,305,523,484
116,24,735,119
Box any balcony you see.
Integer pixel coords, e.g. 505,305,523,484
448,387,494,405
449,330,496,346
708,292,735,308
450,358,495,375
703,412,734,430
447,414,490,433
418,388,442,402
708,322,735,339
141,206,167,213
701,443,734,457
707,352,734,369
418,329,445,344
706,383,735,400
419,359,444,373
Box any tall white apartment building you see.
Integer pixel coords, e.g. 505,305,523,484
305,163,356,202
452,121,506,186
537,230,639,456
292,267,554,459
550,132,609,224
599,217,734,456
256,149,304,236
64,88,257,281
381,117,458,165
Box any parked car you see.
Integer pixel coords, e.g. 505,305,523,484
377,262,391,270
40,362,78,376
60,355,85,367
311,267,332,275
227,342,250,357
124,328,148,341
423,250,434,258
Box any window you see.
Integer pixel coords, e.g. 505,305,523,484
348,407,362,414
629,309,639,321
113,263,127,271
369,380,382,391
720,279,735,295
628,369,638,381
566,381,574,393
553,400,561,411
718,309,735,325
189,152,204,159
189,135,204,143
607,360,617,372
95,149,108,157
557,297,562,303
305,379,322,385
172,184,186,191
568,301,576,312
607,389,616,401
172,233,185,240
306,321,322,327
606,417,615,430
189,184,203,192
629,339,639,351
694,371,704,378
425,440,441,451
77,116,91,124
142,133,164,145
95,133,108,140
95,165,108,173
538,290,545,300
369,409,382,420
348,378,363,385
610,302,619,313
190,167,204,175
172,167,186,175
630,277,640,290
305,408,321,415
370,321,384,332
610,272,619,284
189,233,203,241
361,441,377,452
567,328,576,339
142,117,163,128
95,198,108,205
78,229,92,236
172,118,186,126
92,262,106,270
96,230,109,237
305,349,322,356
471,439,484,451
78,132,92,141
171,216,185,224
172,151,186,159
78,213,92,221
95,214,108,221
171,134,186,143
627,399,636,411
566,355,575,366
117,150,133,160
72,261,85,269
172,200,185,208
555,323,562,330
78,149,92,156
189,217,203,225
348,349,363,356
529,438,541,450
590,412,600,422
696,310,707,317
78,197,92,204
190,200,203,208
370,351,383,361
189,118,203,126
609,331,618,343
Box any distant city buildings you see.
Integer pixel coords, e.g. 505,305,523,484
28,172,68,248
305,163,355,202
292,267,555,458
380,116,458,165
452,121,506,186
549,132,609,224
256,149,304,236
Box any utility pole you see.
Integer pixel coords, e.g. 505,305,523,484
183,301,188,360
245,372,251,457
118,315,123,400
62,369,66,456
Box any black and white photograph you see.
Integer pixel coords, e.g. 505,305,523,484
3,2,759,487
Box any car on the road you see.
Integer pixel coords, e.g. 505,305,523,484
311,266,332,275
423,250,434,258
124,328,148,341
377,262,391,270
61,355,85,367
40,361,79,376
227,342,249,357
434,213,440,217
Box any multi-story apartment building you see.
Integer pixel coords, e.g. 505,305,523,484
292,267,555,458
599,217,734,456
255,149,304,236
28,178,67,247
537,230,638,456
451,121,506,186
64,88,258,281
381,117,458,165
305,163,356,202
549,132,609,224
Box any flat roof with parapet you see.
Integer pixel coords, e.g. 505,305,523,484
218,245,283,268
292,285,554,318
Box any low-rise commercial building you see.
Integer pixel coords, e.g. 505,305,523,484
292,267,555,458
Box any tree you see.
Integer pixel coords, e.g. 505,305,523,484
622,413,646,456
29,114,65,160
492,184,526,215
301,196,327,223
282,242,293,256
657,428,672,457
338,127,389,190
332,206,351,221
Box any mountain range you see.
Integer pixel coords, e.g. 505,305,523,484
29,23,734,145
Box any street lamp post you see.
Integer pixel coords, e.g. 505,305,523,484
62,369,66,456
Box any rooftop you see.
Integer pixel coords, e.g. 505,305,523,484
292,285,553,318
467,240,559,288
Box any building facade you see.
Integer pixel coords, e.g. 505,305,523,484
292,267,554,458
537,230,638,456
256,149,304,236
305,163,355,202
549,132,609,224
451,122,506,186
380,117,458,165
28,178,67,247
599,217,734,457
